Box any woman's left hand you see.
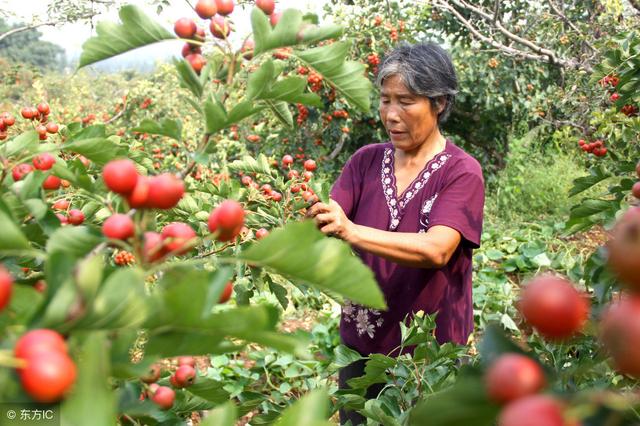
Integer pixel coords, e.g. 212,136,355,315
305,199,356,241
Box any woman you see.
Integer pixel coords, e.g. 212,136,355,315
306,42,485,424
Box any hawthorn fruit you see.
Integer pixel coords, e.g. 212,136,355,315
519,275,589,340
219,281,233,303
161,222,197,254
102,214,135,240
42,175,61,190
140,364,161,384
607,208,640,291
172,365,196,388
255,228,269,240
146,174,185,209
14,329,67,359
304,159,317,171
600,296,640,378
67,209,85,226
174,17,197,39
208,200,245,241
53,199,70,210
103,159,139,195
485,353,546,404
498,395,564,426
143,231,166,262
215,0,234,15
127,175,151,208
270,10,282,26
210,15,231,39
195,0,217,18
0,266,13,311
37,102,50,116
282,154,294,167
256,0,275,15
32,153,56,170
151,386,175,410
19,351,76,403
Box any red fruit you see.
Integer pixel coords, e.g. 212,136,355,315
37,102,50,115
46,122,59,134
36,125,47,136
498,395,565,426
271,191,282,202
600,296,640,377
210,15,231,39
140,364,161,384
519,275,589,340
256,0,275,15
303,159,317,171
607,209,640,290
103,159,139,195
580,145,590,152
67,209,85,226
3,114,15,126
485,353,546,404
302,171,313,181
102,214,135,240
127,175,150,208
291,184,301,193
599,147,608,157
161,222,197,254
288,170,300,179
241,39,255,60
633,181,640,198
11,163,33,182
151,386,175,410
172,365,196,388
0,266,13,311
195,0,217,18
143,232,166,262
56,213,68,224
578,139,585,146
42,175,61,190
282,155,294,167
186,53,206,74
270,10,282,26
255,228,269,240
146,174,185,209
178,356,196,367
182,43,201,58
302,190,318,204
174,17,197,39
215,0,234,15
32,153,56,170
219,281,233,303
53,199,69,210
208,200,245,242
261,184,272,194
610,93,620,102
241,175,253,186
14,329,67,359
21,107,35,119
19,351,76,403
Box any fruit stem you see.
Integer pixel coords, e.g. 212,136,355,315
0,352,26,369
179,133,211,179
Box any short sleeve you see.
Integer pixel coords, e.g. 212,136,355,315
330,154,363,220
426,166,485,249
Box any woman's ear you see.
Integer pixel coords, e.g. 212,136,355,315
437,96,446,115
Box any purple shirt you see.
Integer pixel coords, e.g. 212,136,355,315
330,140,485,356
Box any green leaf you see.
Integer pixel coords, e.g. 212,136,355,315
274,388,331,426
333,344,364,368
294,42,372,112
409,371,499,426
240,221,386,309
247,60,277,100
346,354,396,389
265,100,294,127
569,166,610,196
175,58,204,98
132,118,182,141
185,378,230,405
205,96,228,134
62,138,124,166
201,401,238,426
75,254,104,302
76,268,148,330
262,77,323,107
4,130,39,158
298,24,343,45
227,101,266,124
228,154,278,177
61,332,116,425
78,5,175,68
0,209,31,251
252,9,302,55
46,226,102,257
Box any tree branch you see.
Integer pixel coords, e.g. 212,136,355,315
547,0,597,52
0,13,94,43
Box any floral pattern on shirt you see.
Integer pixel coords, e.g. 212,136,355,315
418,193,439,233
381,148,450,231
342,300,384,338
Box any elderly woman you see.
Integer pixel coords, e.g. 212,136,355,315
307,42,485,424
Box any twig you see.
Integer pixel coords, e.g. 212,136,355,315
547,0,597,52
0,13,94,43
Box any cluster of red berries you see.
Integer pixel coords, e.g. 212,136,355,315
367,53,380,74
246,134,261,143
272,47,292,60
297,66,309,75
0,112,16,140
599,74,639,117
56,209,85,226
374,15,383,26
296,103,308,125
308,71,323,92
140,98,153,109
113,250,136,266
19,102,59,141
578,139,607,157
333,110,349,119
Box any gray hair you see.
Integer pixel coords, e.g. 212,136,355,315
376,42,458,124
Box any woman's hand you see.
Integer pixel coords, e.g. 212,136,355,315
305,199,356,242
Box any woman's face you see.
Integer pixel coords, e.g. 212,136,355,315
379,74,442,151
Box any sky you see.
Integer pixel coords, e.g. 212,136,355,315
2,0,330,70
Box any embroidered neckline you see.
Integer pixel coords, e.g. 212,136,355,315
381,144,451,230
